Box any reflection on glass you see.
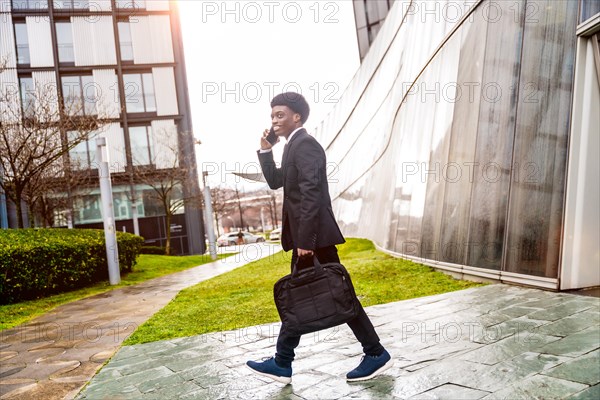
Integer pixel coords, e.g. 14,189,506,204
580,0,600,23
19,77,34,116
53,0,88,9
12,1,48,10
505,0,578,278
14,23,30,65
129,126,153,165
118,22,134,61
326,0,579,281
68,131,95,169
115,0,145,9
142,73,156,112
123,73,155,113
56,22,74,63
61,75,96,116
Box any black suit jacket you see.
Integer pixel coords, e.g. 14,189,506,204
258,129,345,251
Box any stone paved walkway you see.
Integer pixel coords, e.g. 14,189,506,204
77,284,599,399
0,243,282,400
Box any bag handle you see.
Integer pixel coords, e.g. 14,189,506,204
291,254,324,280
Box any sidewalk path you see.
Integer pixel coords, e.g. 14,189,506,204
77,284,599,399
0,243,282,400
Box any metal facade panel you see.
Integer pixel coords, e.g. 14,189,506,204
0,12,16,67
130,15,153,64
149,15,174,63
100,123,126,173
32,70,59,119
152,67,178,116
92,68,120,118
151,119,178,169
26,16,54,67
73,16,116,66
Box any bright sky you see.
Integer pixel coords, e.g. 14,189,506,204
177,0,360,190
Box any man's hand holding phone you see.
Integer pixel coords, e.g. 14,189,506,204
260,127,279,150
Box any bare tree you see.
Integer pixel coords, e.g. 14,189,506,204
132,126,198,255
23,159,95,227
0,75,104,228
233,184,246,231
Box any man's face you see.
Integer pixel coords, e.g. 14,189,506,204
271,105,300,138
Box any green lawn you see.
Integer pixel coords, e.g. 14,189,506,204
125,239,484,345
0,253,229,331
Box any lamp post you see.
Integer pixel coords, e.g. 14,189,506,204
202,171,217,260
96,137,120,285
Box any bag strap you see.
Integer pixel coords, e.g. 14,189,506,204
291,254,324,279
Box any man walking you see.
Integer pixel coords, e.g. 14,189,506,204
246,92,392,384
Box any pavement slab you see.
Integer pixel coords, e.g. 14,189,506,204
75,284,599,399
0,244,280,400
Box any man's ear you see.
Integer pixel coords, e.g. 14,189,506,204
293,113,301,123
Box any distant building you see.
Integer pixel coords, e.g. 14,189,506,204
318,0,600,290
0,0,205,255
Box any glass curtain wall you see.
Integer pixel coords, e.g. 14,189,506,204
322,0,579,283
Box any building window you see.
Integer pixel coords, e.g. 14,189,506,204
53,0,89,9
12,1,49,10
68,131,95,169
19,76,34,116
580,0,600,23
117,21,134,61
61,75,96,115
129,125,153,165
116,0,145,9
14,23,30,65
55,22,74,63
123,73,156,113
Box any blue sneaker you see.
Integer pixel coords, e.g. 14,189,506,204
346,350,393,382
246,357,292,384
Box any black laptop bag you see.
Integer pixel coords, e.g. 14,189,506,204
273,256,359,336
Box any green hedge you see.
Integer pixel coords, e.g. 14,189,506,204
140,246,167,255
0,229,144,304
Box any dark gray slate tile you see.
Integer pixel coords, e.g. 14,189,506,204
539,326,600,357
409,383,490,399
542,350,600,385
566,384,600,400
481,375,588,400
459,333,562,365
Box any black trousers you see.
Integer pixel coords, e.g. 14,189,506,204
275,246,384,368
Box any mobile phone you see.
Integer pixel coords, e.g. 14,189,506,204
266,127,278,145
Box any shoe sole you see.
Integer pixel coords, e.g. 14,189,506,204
346,358,394,382
246,365,292,384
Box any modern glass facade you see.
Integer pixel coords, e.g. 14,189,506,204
316,0,599,289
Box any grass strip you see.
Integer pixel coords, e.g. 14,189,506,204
0,253,230,331
125,239,484,345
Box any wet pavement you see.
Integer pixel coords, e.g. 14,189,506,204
0,243,281,400
77,284,599,399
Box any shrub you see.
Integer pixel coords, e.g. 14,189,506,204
140,246,167,255
0,229,143,304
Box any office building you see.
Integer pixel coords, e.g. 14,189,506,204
0,0,205,254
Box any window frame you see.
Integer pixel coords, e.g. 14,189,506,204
14,22,31,65
60,74,97,116
117,20,134,62
11,0,49,10
52,0,89,10
122,72,156,114
19,76,35,117
55,21,75,64
128,125,154,166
